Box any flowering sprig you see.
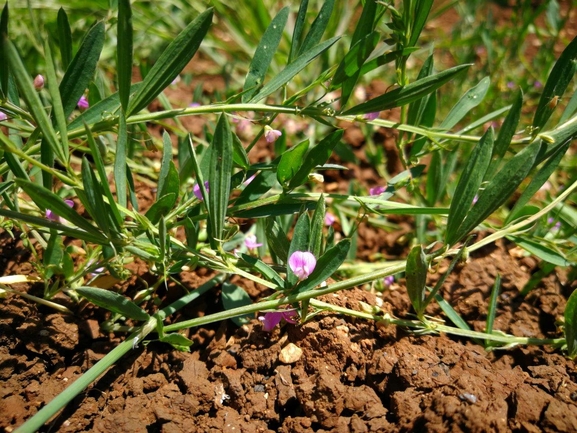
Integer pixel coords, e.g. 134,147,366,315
288,251,316,280
258,309,298,332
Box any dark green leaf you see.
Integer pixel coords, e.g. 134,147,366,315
289,0,308,63
508,236,569,267
127,9,213,116
234,199,317,219
343,64,471,115
158,132,174,197
57,7,72,69
277,139,309,188
145,193,176,225
240,254,284,287
81,157,110,236
559,88,577,124
76,286,149,321
250,36,340,102
564,288,577,359
445,129,494,246
235,170,276,206
60,22,105,118
232,133,249,169
298,0,335,56
309,194,325,258
533,35,577,131
0,3,8,98
288,130,342,190
221,282,252,326
117,0,133,111
265,218,290,264
208,114,233,249
406,244,428,318
408,0,433,47
44,42,69,163
242,7,289,102
294,239,350,293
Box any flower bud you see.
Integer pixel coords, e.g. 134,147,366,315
33,74,45,90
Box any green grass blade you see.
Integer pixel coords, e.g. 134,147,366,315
564,288,577,359
60,21,105,118
117,0,133,112
57,7,72,69
506,139,570,224
0,3,8,98
343,64,471,115
84,123,123,228
446,129,494,245
532,35,577,131
242,7,289,103
208,114,233,250
15,179,106,241
435,293,472,331
485,274,501,346
127,8,213,117
298,0,335,56
440,76,490,130
115,112,128,208
289,0,309,63
249,36,340,103
453,138,542,244
4,40,65,162
44,41,69,164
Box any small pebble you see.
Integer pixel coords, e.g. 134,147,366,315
279,343,303,364
459,392,477,404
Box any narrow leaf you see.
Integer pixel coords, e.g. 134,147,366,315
289,0,309,63
250,36,340,103
343,64,470,115
242,7,289,102
439,76,490,130
408,0,433,47
115,112,128,208
265,218,290,264
81,157,110,236
44,41,69,163
145,193,177,225
76,286,149,321
277,139,309,187
235,170,276,206
564,288,577,358
298,0,335,56
508,236,569,267
309,194,325,258
60,21,105,118
127,9,213,116
240,254,284,288
406,244,428,318
57,7,72,69
117,0,133,111
0,3,8,98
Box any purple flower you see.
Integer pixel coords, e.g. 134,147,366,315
383,275,395,288
193,181,209,200
364,112,380,121
506,81,515,89
244,173,257,185
244,234,263,250
258,309,298,332
324,212,336,226
0,111,6,121
289,251,316,280
472,194,479,204
547,217,561,231
77,96,89,110
46,199,74,223
189,102,201,108
33,74,45,90
534,80,543,89
369,185,386,196
264,125,282,143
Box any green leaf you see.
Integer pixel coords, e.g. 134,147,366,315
242,7,289,102
60,21,105,119
265,219,290,264
44,231,64,278
486,90,523,179
76,286,149,321
408,0,433,48
294,239,350,293
115,112,128,208
559,87,577,124
435,293,472,331
81,157,111,236
309,194,325,258
287,212,311,285
288,130,342,190
44,41,69,163
221,282,252,326
117,0,133,111
159,333,193,351
84,123,123,228
565,288,577,359
289,0,309,63
145,193,176,225
506,139,570,224
57,7,72,69
508,236,569,267
407,54,434,128
234,199,317,219
277,139,309,188
0,3,8,99
451,138,542,245
158,132,174,197
350,0,381,46
439,77,490,130
406,244,428,318
232,133,249,169
240,254,284,288
127,8,213,116
4,40,64,162
298,0,335,56
208,114,233,249
235,170,276,206
533,35,577,131
446,129,494,245
250,36,340,102
342,64,471,115
485,274,501,346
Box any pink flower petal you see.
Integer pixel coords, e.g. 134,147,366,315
288,251,317,280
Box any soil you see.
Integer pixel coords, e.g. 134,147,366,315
2,3,577,433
